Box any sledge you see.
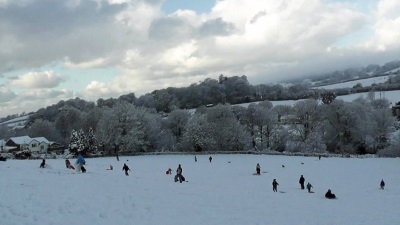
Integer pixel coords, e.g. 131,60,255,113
252,173,261,175
308,191,315,193
279,191,286,193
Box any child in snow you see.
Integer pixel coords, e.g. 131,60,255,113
76,154,86,173
65,159,75,170
380,179,385,190
122,163,130,176
299,175,305,189
325,189,336,199
256,163,261,175
174,164,185,183
272,179,279,192
307,182,313,193
39,159,46,168
166,168,172,175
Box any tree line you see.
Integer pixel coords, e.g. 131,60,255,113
1,74,400,157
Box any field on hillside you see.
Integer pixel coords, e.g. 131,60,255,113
1,155,399,225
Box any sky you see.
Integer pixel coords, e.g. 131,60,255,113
1,154,399,225
1,0,400,117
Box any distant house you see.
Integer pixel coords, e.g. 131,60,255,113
5,136,51,154
48,142,64,154
5,136,32,152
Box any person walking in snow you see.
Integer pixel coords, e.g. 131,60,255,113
272,179,279,192
256,163,261,175
76,154,86,173
39,159,46,168
195,156,197,162
306,182,313,193
299,175,305,189
122,163,130,176
174,164,185,183
380,179,385,190
209,156,212,163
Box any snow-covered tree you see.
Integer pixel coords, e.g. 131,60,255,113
178,114,216,152
68,129,79,153
165,109,191,140
290,99,322,142
96,102,150,153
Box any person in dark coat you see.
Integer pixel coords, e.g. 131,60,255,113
272,179,279,192
256,163,261,175
380,179,385,190
195,156,197,162
40,159,46,168
174,164,185,183
122,163,130,176
299,175,305,189
325,189,336,199
306,182,313,193
209,156,212,163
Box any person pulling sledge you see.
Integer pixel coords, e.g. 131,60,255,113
306,182,313,193
174,164,185,183
272,179,279,192
76,154,86,173
299,175,305,189
256,163,261,175
39,159,46,168
122,163,130,176
325,189,336,199
380,179,385,190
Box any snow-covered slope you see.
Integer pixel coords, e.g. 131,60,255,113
313,76,390,90
1,155,399,225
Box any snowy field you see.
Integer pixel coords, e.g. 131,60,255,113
1,155,399,225
313,76,390,90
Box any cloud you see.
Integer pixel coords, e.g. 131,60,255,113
11,70,66,88
0,0,129,71
362,0,400,51
2,0,400,116
0,88,74,115
0,87,16,103
63,57,111,69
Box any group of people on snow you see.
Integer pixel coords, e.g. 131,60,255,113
40,155,386,197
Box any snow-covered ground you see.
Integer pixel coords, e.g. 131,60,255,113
1,155,399,225
235,90,400,108
312,76,390,90
337,90,400,105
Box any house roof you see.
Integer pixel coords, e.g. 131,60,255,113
9,136,32,145
33,137,50,144
8,136,50,145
